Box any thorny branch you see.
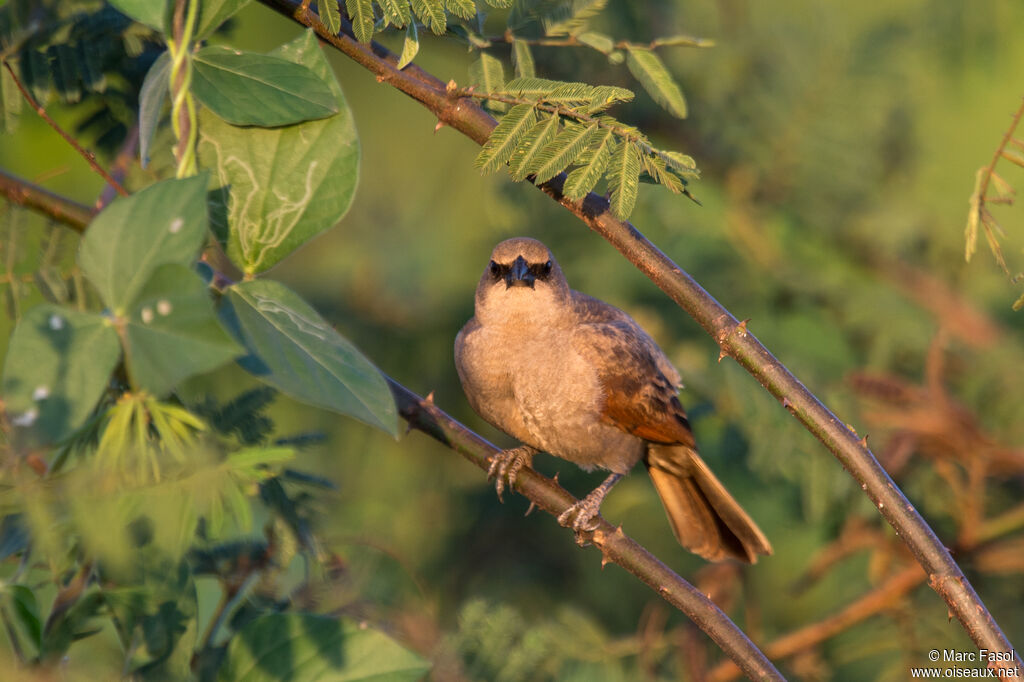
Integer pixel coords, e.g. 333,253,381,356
255,1,1022,673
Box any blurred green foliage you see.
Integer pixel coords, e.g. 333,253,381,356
1,0,1024,680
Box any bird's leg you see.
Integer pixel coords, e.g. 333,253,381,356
488,445,538,502
557,472,624,533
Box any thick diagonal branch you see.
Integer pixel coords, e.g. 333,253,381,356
255,0,1021,672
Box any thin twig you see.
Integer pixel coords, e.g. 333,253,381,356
975,97,1024,213
2,61,128,198
254,2,1022,673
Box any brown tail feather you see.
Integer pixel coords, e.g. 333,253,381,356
645,444,772,563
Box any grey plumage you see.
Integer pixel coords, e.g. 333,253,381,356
455,237,771,562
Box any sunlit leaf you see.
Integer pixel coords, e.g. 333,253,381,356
410,0,446,35
397,21,419,69
651,34,714,48
563,127,615,199
475,103,537,172
625,45,687,118
607,140,641,219
509,114,560,180
531,121,595,184
445,0,476,20
379,0,411,27
2,305,120,446
345,0,375,42
225,279,398,436
319,0,342,35
219,614,431,682
193,46,339,127
576,31,613,54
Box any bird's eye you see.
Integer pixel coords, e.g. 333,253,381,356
543,260,552,274
488,260,500,278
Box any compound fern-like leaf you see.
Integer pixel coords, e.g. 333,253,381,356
475,103,537,173
607,140,641,219
509,114,560,180
563,127,615,199
531,122,596,184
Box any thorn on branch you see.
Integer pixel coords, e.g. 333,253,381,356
434,120,446,133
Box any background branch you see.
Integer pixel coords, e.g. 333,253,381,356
1,61,128,198
0,169,92,231
256,0,1022,672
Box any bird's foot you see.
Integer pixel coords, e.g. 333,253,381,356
557,492,604,535
487,445,536,502
556,473,623,540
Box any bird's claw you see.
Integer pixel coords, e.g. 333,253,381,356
487,446,535,502
557,496,603,534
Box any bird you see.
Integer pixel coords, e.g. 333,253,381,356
454,237,772,562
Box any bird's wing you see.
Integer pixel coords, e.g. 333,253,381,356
570,293,694,446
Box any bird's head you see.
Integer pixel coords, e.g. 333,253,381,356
474,237,571,326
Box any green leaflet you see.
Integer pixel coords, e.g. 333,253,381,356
512,39,536,78
474,103,537,173
78,175,210,312
469,52,506,94
625,46,687,118
445,0,476,20
607,140,641,219
640,153,684,194
509,114,560,180
319,0,342,34
531,121,596,184
498,78,632,109
577,31,614,54
379,0,411,27
192,46,339,127
224,279,398,436
563,127,615,199
345,0,374,42
397,21,419,69
122,265,243,397
410,0,446,35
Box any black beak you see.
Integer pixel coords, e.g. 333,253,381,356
505,255,534,289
